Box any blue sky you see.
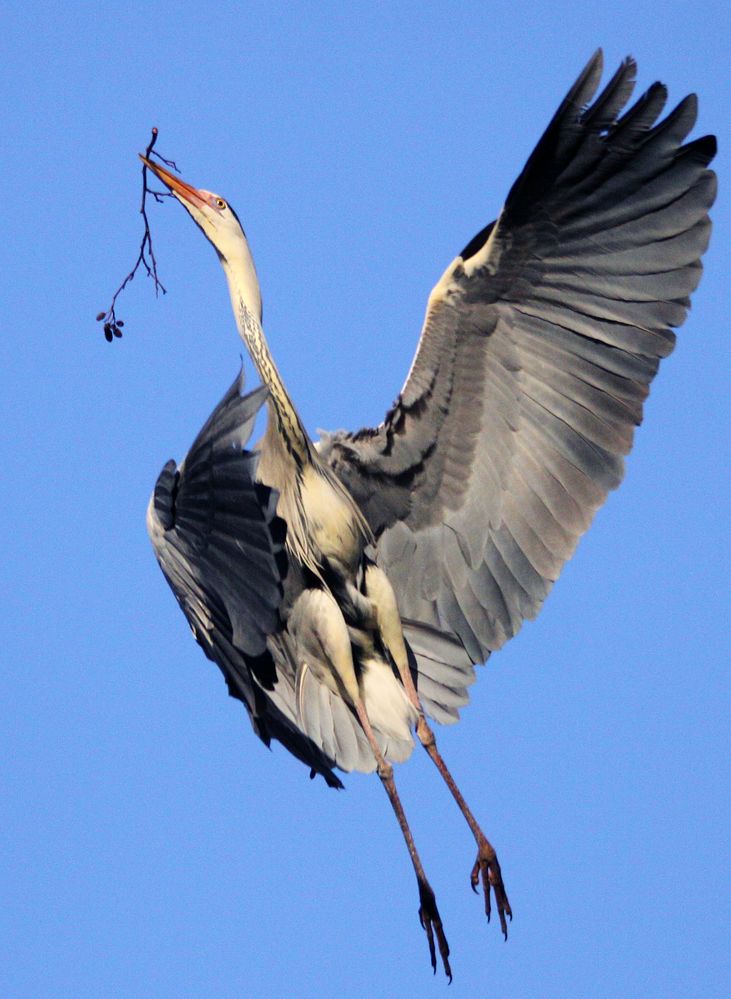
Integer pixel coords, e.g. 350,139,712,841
3,3,729,997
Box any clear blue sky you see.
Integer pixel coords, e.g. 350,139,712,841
3,3,729,997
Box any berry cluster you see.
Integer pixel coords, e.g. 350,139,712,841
96,312,125,342
95,127,177,344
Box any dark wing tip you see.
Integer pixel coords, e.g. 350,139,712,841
682,133,717,168
565,48,605,112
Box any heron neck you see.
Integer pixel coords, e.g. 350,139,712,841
224,260,310,465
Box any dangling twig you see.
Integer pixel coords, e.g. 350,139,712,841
96,127,178,342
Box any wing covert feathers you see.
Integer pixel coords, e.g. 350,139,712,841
148,373,283,659
321,52,716,682
148,372,343,789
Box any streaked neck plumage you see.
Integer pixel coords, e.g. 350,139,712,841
221,249,310,465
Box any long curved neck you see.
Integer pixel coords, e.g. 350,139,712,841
222,253,310,465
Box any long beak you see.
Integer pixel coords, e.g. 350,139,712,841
139,155,208,210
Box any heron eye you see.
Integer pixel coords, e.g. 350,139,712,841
215,198,227,210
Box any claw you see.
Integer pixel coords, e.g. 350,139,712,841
470,861,480,896
418,880,452,982
472,839,512,940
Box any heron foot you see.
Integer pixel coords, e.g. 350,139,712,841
418,879,451,981
470,837,512,940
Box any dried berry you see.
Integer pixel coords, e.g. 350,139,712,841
97,127,174,342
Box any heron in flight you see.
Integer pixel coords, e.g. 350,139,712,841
143,51,716,979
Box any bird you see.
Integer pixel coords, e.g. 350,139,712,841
142,51,716,980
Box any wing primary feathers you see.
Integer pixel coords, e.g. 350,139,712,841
321,53,715,675
150,54,716,776
148,373,343,787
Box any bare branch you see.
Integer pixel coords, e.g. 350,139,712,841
96,127,179,342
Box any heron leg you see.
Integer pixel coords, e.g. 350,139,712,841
364,564,511,937
415,715,511,939
353,699,452,982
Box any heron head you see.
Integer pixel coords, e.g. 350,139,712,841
140,156,248,265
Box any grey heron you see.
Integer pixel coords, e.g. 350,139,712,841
142,51,716,979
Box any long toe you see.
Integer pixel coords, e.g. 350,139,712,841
472,840,512,940
418,880,452,981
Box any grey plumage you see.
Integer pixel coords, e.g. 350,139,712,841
320,50,716,666
148,50,716,778
148,373,344,786
143,52,715,974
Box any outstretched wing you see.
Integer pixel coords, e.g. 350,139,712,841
148,372,343,788
320,51,716,667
